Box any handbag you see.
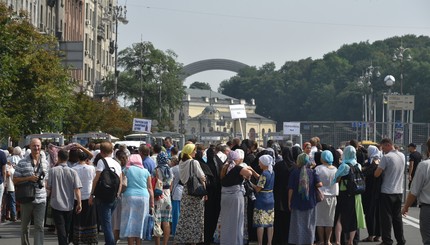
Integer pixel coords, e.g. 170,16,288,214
143,212,154,240
153,222,163,237
315,186,324,202
187,160,207,197
152,169,163,197
15,182,36,203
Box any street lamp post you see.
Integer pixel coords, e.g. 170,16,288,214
358,62,380,141
384,75,395,139
392,42,412,95
392,42,412,145
111,5,128,100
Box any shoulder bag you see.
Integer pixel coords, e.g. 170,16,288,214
16,159,41,203
187,160,207,197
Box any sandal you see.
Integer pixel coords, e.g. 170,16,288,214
360,237,374,242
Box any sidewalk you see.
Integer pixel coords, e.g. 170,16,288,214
0,220,173,244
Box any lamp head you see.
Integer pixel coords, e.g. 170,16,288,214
384,75,395,87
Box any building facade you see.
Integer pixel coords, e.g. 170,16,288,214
174,89,276,145
1,0,118,96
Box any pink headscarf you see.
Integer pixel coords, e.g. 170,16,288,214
126,154,144,169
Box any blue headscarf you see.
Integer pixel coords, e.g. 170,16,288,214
156,152,172,181
321,150,334,165
367,145,381,161
332,145,357,184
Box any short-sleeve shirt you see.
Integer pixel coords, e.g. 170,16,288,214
288,168,320,210
379,150,405,194
143,157,156,175
315,165,338,196
256,170,275,191
73,164,96,200
123,166,150,198
410,159,430,204
221,165,244,187
96,157,121,178
47,163,82,211
409,151,422,178
14,154,48,204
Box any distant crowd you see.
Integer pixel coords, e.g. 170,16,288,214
0,135,430,245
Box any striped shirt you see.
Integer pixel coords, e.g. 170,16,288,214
14,154,48,204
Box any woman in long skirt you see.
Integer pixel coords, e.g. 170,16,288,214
174,144,206,245
251,155,275,245
288,153,322,245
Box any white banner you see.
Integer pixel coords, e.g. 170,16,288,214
283,122,301,135
229,104,247,119
132,118,152,132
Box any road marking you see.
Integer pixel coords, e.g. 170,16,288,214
403,216,420,229
404,215,420,224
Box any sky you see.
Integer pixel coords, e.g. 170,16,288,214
116,0,430,91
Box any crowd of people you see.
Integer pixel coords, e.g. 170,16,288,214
0,135,429,245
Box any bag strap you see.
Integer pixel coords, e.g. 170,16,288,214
101,158,115,173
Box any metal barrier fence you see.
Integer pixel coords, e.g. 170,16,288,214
285,121,430,149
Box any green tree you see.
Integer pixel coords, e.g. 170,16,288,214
0,4,74,142
219,35,430,128
189,81,211,90
62,93,137,139
103,42,184,130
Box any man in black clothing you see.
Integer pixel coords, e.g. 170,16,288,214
408,143,422,207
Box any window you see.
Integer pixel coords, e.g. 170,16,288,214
249,128,256,140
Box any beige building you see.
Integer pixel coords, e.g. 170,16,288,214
174,89,276,145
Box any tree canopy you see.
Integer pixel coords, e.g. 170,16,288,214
219,35,430,128
103,41,185,130
190,81,211,90
0,4,74,141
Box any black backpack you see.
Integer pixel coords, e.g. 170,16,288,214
343,163,366,196
94,158,120,202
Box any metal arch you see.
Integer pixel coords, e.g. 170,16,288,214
179,59,249,80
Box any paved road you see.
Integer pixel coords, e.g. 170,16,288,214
0,207,423,244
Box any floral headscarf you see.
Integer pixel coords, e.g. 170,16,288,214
156,151,172,181
297,153,311,200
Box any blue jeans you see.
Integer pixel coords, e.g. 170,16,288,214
172,200,180,236
6,191,17,219
98,200,118,245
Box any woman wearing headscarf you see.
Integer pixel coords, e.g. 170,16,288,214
153,152,173,245
120,153,153,244
174,143,206,245
332,145,366,245
220,150,252,245
360,145,382,242
273,146,296,245
288,153,322,245
250,154,275,245
315,150,339,245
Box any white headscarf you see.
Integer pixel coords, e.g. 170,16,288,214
259,154,273,173
235,149,245,160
